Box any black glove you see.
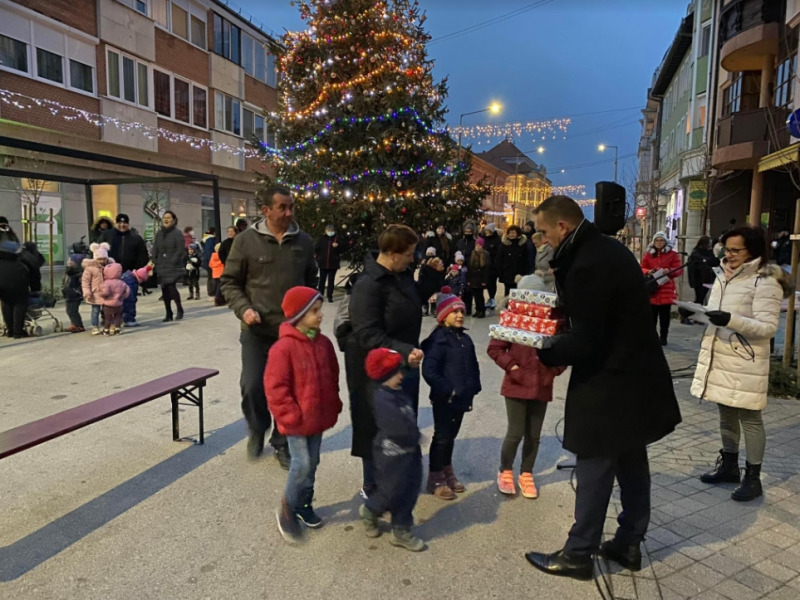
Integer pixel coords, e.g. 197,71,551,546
706,310,731,327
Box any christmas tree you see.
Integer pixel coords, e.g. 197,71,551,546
261,0,489,266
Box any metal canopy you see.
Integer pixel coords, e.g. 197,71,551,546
0,135,222,237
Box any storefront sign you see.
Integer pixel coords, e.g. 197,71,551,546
688,181,707,211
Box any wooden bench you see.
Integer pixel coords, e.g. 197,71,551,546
0,368,219,460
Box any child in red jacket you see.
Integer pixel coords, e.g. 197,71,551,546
264,286,342,544
487,276,565,499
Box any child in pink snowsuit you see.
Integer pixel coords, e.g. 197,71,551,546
100,263,130,336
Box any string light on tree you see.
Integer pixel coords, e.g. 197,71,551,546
263,0,489,265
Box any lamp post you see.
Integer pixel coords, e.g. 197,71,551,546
457,102,501,162
598,144,619,182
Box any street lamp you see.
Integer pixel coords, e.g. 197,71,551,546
457,102,502,162
598,144,619,182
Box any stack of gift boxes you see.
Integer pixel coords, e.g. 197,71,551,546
488,289,565,348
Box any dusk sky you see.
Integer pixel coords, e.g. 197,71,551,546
233,0,691,218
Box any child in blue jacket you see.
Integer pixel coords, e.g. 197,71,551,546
421,286,481,500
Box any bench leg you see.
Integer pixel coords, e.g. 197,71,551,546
171,390,180,442
198,386,205,445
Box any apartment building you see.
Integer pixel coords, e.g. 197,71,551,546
0,0,280,262
469,153,509,229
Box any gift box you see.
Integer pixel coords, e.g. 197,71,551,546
499,311,565,335
509,288,559,307
488,324,549,349
508,299,562,320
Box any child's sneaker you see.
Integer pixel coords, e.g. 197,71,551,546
91,326,101,335
389,527,426,552
296,492,323,528
102,329,110,336
359,504,381,538
276,498,304,544
518,472,538,499
66,325,81,333
497,470,516,495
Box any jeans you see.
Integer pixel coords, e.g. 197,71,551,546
652,304,671,342
318,268,337,300
500,397,548,473
429,401,465,471
719,404,766,464
239,329,286,448
285,434,322,511
90,304,102,328
65,299,84,328
564,447,651,555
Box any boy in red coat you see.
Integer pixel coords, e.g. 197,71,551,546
487,275,565,499
264,286,342,543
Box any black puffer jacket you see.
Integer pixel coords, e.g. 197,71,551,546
99,228,149,272
496,234,530,287
480,230,502,276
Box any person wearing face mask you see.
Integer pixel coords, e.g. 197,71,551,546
641,232,682,346
456,220,477,265
431,223,454,266
523,196,680,582
692,227,791,502
315,224,341,303
151,211,187,322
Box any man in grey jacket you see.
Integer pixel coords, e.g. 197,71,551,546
221,186,318,468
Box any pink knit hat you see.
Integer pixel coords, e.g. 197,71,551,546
133,265,153,283
436,286,466,324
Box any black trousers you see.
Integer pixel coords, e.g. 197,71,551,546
651,304,671,342
693,284,709,305
239,329,286,448
564,446,651,556
161,282,183,317
367,447,422,530
1,296,27,337
65,299,84,328
463,286,485,315
429,401,465,471
318,268,337,300
487,277,498,302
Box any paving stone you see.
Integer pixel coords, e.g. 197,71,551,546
678,562,727,587
751,558,799,582
712,579,764,600
770,523,800,540
666,520,706,540
660,572,706,598
753,529,798,550
701,552,749,577
674,541,717,561
691,591,730,600
788,575,800,590
761,587,800,600
648,527,686,547
649,548,696,572
770,550,800,572
732,568,781,594
689,533,728,553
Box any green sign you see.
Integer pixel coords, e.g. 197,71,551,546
23,194,63,263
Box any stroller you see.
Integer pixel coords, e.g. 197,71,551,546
25,291,63,336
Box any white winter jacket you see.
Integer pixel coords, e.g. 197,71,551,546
691,260,790,410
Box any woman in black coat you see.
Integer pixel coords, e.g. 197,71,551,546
495,225,530,297
687,236,719,305
314,224,342,303
151,211,186,322
345,224,444,497
0,227,32,338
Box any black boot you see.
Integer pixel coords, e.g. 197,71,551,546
700,450,741,484
732,462,762,502
599,539,642,571
524,549,593,581
162,297,173,322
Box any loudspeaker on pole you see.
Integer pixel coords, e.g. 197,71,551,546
594,181,626,235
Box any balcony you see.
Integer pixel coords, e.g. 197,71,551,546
712,107,790,170
719,0,784,71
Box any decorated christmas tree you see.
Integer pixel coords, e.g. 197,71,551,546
262,0,489,265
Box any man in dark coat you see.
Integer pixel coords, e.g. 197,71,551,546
523,221,538,274
456,220,477,264
314,223,341,303
100,214,149,272
524,195,681,581
480,223,502,309
221,186,318,469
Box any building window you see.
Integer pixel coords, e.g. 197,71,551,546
107,49,149,106
721,71,759,116
775,28,798,109
152,0,168,28
0,34,28,73
69,60,93,93
154,69,207,127
243,107,265,143
191,15,205,49
136,0,147,14
215,91,241,135
241,33,253,75
36,48,63,84
699,24,711,58
212,13,241,64
172,4,188,40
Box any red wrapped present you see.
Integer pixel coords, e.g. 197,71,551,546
499,310,565,335
508,300,562,320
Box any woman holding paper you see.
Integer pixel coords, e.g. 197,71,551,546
692,227,791,502
641,232,682,346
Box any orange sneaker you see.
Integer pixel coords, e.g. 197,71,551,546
497,470,516,495
519,473,538,499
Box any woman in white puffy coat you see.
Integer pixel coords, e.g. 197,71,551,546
691,227,791,502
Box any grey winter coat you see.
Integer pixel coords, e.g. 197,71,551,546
151,225,186,285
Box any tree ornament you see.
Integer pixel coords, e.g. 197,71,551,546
330,198,336,205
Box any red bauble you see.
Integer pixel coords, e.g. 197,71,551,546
330,199,336,205
401,207,407,214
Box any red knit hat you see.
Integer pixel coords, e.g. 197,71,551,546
436,286,466,324
282,286,322,324
365,348,404,382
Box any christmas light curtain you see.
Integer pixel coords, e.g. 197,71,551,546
263,0,489,265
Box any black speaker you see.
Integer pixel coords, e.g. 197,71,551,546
594,181,626,235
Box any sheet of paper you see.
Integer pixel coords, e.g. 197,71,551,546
676,301,710,325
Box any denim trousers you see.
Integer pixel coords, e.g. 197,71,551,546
90,304,102,327
285,434,322,512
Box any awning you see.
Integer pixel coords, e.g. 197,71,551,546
758,142,800,172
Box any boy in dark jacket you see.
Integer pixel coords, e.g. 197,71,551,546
421,288,481,500
359,348,425,552
62,253,85,332
184,243,202,300
314,224,341,303
265,286,342,543
464,237,490,317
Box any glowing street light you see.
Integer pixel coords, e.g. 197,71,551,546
598,143,619,182
457,102,503,161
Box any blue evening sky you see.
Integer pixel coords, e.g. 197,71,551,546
232,0,690,217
